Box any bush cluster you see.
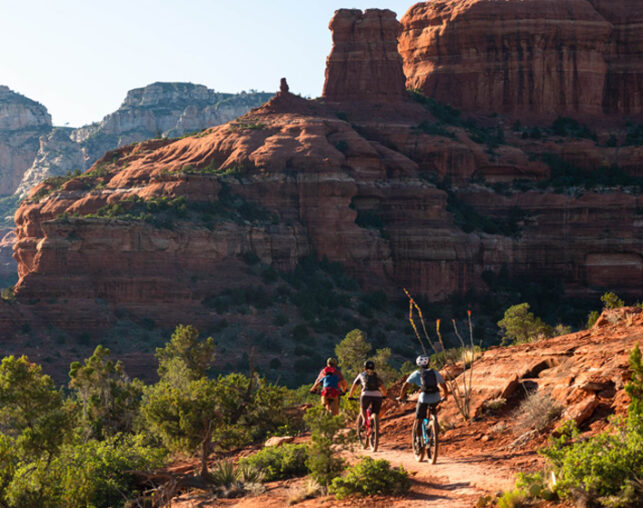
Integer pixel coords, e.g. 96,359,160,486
329,457,410,499
239,443,309,481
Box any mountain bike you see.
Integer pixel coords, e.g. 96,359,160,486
397,397,444,463
349,397,378,451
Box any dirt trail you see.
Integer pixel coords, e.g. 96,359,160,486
352,439,516,507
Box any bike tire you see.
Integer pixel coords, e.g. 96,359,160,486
411,423,425,462
369,414,379,452
427,416,439,464
357,414,367,449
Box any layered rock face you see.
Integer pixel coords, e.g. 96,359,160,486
589,0,643,115
323,9,407,103
0,86,51,195
399,0,643,118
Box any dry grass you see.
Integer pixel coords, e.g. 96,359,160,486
514,390,563,434
287,479,325,505
483,397,507,411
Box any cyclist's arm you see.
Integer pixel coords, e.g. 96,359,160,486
339,377,348,393
439,382,448,400
310,370,324,392
399,381,410,399
347,377,360,398
379,380,387,397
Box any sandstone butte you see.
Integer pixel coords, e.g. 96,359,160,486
0,6,640,339
399,0,643,118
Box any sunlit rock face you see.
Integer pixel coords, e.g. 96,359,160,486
399,0,643,119
323,9,407,103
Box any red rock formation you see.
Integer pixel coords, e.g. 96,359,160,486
441,306,643,426
2,6,641,337
323,9,407,103
400,0,643,118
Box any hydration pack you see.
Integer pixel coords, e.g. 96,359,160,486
420,369,439,394
321,368,340,390
363,372,380,391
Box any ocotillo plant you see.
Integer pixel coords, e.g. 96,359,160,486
405,289,477,421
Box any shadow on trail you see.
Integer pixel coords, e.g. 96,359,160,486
408,477,473,501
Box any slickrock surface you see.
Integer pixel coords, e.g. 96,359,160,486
399,0,643,118
439,306,643,426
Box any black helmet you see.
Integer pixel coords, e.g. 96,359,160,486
364,360,375,370
326,357,338,367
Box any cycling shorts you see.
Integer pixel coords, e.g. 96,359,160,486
416,401,439,420
361,395,383,415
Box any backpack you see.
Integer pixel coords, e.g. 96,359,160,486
321,367,340,397
420,369,439,394
363,371,380,391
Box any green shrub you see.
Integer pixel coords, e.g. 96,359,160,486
586,310,600,328
537,346,643,506
497,303,553,345
304,406,352,486
329,457,410,499
239,443,309,481
601,291,625,310
5,434,165,508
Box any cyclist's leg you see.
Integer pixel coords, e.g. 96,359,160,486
330,396,340,415
414,401,428,438
359,395,370,425
321,394,332,413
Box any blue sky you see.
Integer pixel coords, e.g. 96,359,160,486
1,0,414,127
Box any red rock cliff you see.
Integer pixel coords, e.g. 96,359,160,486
399,0,643,118
323,9,407,103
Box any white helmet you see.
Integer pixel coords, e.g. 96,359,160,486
416,354,430,367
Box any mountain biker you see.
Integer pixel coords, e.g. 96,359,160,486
348,360,387,426
310,357,348,415
398,354,448,440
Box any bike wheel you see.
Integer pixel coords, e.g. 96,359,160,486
369,415,379,452
426,416,439,464
357,414,367,449
411,422,425,462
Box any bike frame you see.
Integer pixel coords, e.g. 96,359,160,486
364,407,372,438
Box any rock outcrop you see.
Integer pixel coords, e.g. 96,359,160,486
440,306,643,427
0,86,51,195
399,0,643,118
323,9,407,103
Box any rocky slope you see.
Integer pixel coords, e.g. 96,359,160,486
1,7,639,346
399,0,643,118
